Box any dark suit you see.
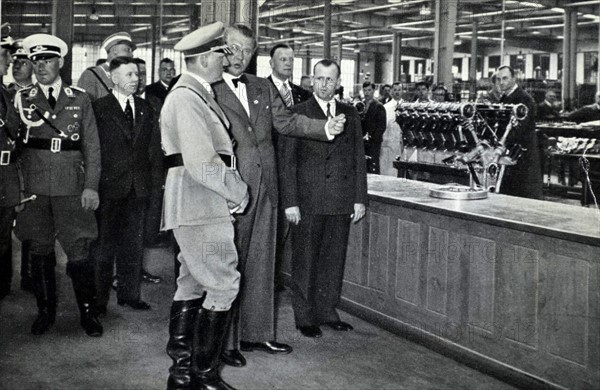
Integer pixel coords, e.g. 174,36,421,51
536,101,560,121
92,93,163,307
267,75,313,289
145,81,169,104
361,99,387,174
267,76,312,146
500,86,543,199
278,97,368,327
212,74,328,346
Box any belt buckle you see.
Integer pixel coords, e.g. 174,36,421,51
50,138,62,153
0,150,10,165
230,155,237,170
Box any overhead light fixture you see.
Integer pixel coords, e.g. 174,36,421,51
88,2,99,21
420,4,431,16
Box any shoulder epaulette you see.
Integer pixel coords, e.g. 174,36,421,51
69,85,87,93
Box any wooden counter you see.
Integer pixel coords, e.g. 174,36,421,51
339,175,599,389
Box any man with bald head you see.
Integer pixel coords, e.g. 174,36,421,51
78,32,136,101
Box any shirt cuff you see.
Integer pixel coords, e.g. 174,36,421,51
324,120,335,140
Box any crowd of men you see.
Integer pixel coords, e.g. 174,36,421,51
1,14,574,389
0,21,369,390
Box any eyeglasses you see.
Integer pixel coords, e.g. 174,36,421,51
229,43,254,57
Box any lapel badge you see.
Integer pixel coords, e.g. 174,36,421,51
29,88,37,98
65,87,74,98
253,100,259,105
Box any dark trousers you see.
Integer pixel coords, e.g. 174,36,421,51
94,192,146,306
290,213,351,327
0,207,15,296
365,142,382,174
144,190,163,246
226,182,276,348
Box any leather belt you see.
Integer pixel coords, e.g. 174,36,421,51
0,150,15,166
24,137,81,153
165,153,236,170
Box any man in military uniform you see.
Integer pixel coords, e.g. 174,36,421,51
77,32,136,101
0,32,21,300
7,38,50,293
162,22,249,390
14,34,103,337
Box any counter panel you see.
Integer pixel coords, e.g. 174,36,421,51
339,176,600,389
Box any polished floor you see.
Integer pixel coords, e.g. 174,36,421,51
0,240,517,390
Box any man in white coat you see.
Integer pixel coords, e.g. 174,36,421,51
381,81,404,176
160,22,249,390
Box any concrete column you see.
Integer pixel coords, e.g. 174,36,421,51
525,53,534,79
483,56,489,78
433,0,458,86
576,52,585,85
549,53,558,79
469,23,478,100
201,0,234,25
563,10,577,109
337,38,343,63
392,32,402,82
52,0,74,84
304,53,312,76
323,0,332,59
409,60,415,77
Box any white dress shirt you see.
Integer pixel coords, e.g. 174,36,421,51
39,78,62,102
112,89,135,115
223,72,250,117
314,95,337,118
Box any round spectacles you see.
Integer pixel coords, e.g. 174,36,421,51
229,43,254,57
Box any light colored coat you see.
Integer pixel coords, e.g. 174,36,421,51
160,73,248,230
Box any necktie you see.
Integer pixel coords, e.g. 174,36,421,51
279,83,293,107
326,102,332,119
124,98,134,129
47,87,56,109
231,75,247,88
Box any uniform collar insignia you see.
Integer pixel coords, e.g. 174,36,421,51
65,87,73,97
28,87,38,98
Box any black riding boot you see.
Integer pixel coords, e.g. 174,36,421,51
30,254,56,335
166,298,204,390
67,261,103,337
20,240,33,292
194,308,236,390
0,242,12,300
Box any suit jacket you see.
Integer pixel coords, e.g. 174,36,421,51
145,81,169,104
566,104,600,123
361,99,387,145
267,75,312,106
212,74,329,207
160,74,248,230
499,86,543,199
16,83,101,196
77,65,112,102
92,93,163,200
279,97,368,215
536,101,560,121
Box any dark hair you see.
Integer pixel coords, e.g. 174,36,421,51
392,81,402,88
300,75,311,81
109,56,136,72
313,59,340,78
132,57,145,65
362,81,376,89
415,81,429,89
159,58,174,66
498,65,515,77
433,84,448,93
224,24,256,48
381,84,392,90
270,44,292,58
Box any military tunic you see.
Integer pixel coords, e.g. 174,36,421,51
14,82,101,261
0,85,22,297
